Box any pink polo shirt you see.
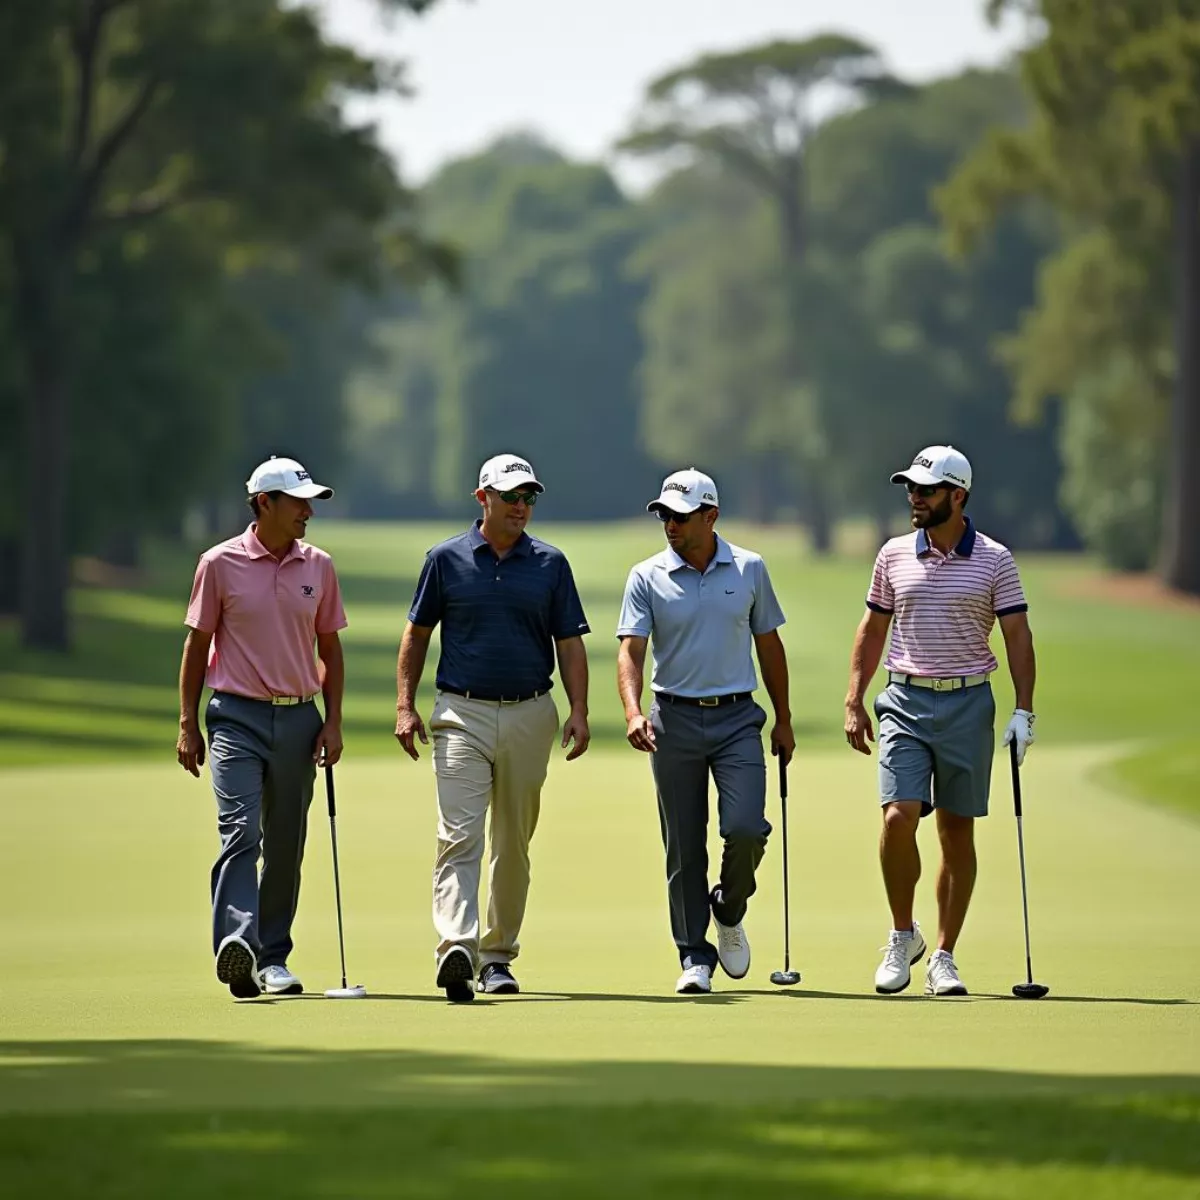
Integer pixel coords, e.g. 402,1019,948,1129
185,526,348,700
867,520,1027,677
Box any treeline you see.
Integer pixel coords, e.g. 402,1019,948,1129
5,5,1199,654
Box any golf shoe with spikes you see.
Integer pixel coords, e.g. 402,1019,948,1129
874,920,927,994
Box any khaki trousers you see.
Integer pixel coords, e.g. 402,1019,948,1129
430,690,558,966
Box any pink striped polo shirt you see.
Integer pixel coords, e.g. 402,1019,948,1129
185,526,348,700
866,519,1028,677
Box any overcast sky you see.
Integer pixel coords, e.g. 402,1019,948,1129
318,0,1029,187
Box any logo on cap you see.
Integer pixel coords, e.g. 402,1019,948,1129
915,456,933,469
664,482,690,494
503,461,533,475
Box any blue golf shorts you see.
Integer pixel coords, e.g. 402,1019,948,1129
874,681,996,818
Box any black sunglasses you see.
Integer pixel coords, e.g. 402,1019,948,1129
654,508,699,523
489,488,539,505
904,482,953,499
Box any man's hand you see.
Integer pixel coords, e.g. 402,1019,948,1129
844,700,875,755
314,720,343,767
1003,709,1036,766
626,713,656,753
177,722,206,777
562,710,591,761
769,720,795,765
395,707,428,761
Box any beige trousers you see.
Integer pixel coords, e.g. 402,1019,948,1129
430,690,558,966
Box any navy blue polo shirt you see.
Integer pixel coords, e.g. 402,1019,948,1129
409,522,590,698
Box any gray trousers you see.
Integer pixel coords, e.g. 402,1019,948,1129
205,691,323,968
648,695,772,970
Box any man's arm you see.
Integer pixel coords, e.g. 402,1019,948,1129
176,629,213,777
555,635,590,760
753,629,795,764
617,635,656,752
999,611,1037,764
395,621,434,760
315,631,345,766
844,608,892,755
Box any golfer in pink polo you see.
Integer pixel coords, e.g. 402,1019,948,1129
177,456,347,999
844,445,1037,998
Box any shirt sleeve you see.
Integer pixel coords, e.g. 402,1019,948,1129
616,566,654,638
550,556,590,640
408,552,444,628
184,554,221,633
993,549,1029,616
749,558,786,635
316,557,349,635
866,547,894,614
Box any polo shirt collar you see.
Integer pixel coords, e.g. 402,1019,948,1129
469,520,533,557
915,516,976,558
665,534,733,573
242,524,305,563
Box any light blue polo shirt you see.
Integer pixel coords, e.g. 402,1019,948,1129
616,535,786,697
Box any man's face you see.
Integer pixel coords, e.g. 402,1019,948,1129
478,486,538,535
259,492,314,540
657,506,716,554
907,482,960,529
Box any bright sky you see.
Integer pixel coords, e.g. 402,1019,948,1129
319,0,1028,187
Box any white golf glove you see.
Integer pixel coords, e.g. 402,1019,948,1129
1003,709,1036,766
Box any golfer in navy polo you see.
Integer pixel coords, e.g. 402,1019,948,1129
617,468,795,995
394,454,591,1002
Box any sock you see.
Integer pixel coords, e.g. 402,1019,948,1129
893,927,914,940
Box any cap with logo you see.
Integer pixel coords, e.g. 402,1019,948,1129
478,453,544,494
246,455,334,500
647,467,720,515
889,445,972,491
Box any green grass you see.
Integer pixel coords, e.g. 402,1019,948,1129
2,521,1200,1196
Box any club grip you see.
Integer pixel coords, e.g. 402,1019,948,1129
778,753,787,800
1008,739,1022,817
325,762,337,818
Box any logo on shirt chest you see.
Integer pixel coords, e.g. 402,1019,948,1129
301,585,315,597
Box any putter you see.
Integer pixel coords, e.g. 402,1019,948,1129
323,762,367,999
1008,741,1048,1000
769,753,801,987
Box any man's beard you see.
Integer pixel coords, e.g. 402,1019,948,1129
912,492,954,529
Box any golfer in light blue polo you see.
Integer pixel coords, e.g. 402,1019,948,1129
617,468,795,995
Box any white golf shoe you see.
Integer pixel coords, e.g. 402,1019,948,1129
260,965,303,995
711,888,751,978
675,965,713,995
874,921,927,994
215,934,261,999
925,950,968,996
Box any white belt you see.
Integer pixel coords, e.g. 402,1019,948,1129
269,694,317,706
888,672,989,692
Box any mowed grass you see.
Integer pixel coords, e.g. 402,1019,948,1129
1,746,1199,1196
2,520,1199,1197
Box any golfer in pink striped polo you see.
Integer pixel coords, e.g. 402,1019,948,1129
177,456,347,1000
844,445,1037,998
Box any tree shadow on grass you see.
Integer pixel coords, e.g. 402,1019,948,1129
0,1041,1197,1199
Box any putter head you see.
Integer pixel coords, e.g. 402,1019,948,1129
1012,982,1049,1000
770,970,801,987
324,984,367,999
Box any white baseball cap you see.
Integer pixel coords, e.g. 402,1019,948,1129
246,455,334,500
890,445,973,491
647,467,720,515
478,453,544,493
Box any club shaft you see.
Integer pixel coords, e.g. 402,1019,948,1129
325,765,349,990
1015,813,1034,985
779,756,791,973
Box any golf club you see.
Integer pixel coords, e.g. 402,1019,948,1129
769,752,801,987
323,762,367,999
1008,741,1049,1000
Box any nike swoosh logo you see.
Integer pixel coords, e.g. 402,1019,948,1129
725,590,736,595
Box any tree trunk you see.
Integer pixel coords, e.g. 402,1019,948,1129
16,258,72,651
0,535,20,615
1161,141,1200,597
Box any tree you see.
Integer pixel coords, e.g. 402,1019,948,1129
0,0,444,649
941,1,1200,591
618,36,908,548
